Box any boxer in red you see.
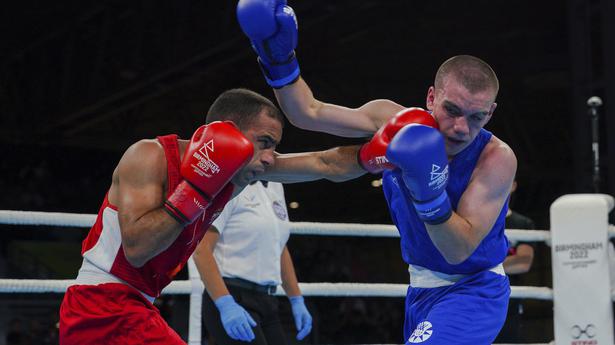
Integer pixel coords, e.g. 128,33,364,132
59,88,365,345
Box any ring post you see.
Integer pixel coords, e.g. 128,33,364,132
551,194,614,345
187,257,204,345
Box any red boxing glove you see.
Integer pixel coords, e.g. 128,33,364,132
358,108,438,174
165,121,254,225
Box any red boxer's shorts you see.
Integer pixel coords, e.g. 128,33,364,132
59,283,185,345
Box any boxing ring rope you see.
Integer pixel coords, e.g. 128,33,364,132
0,210,564,301
2,210,614,241
0,209,612,345
0,278,557,300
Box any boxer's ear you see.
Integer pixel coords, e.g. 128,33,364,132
482,102,497,126
489,102,497,116
426,87,436,111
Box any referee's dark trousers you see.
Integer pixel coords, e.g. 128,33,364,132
202,278,287,345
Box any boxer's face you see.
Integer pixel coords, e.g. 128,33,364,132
426,76,497,157
232,110,283,187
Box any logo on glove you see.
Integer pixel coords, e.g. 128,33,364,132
193,197,207,211
370,155,389,166
193,139,220,176
428,164,448,190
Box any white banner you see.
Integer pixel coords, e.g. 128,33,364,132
551,194,614,345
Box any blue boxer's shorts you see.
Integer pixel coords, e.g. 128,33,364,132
404,270,510,345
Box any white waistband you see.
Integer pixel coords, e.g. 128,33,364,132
73,258,156,303
408,263,505,288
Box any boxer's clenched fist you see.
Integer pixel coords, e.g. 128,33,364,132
358,108,437,174
386,124,452,225
165,122,254,225
237,0,300,88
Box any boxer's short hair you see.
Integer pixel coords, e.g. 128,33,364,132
434,55,499,98
206,88,284,129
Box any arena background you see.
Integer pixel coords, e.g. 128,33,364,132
0,0,614,344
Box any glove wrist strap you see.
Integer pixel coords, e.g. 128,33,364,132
412,191,453,225
164,180,210,226
258,53,300,88
357,143,389,174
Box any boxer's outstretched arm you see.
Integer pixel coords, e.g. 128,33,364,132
112,140,185,267
275,78,404,137
260,145,366,183
425,139,517,264
236,1,402,137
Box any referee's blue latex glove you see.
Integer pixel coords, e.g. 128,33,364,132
289,296,312,340
214,295,257,342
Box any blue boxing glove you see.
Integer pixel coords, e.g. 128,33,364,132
214,295,257,342
289,296,312,340
386,124,453,225
237,0,300,88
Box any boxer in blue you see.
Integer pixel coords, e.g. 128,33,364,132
236,1,517,344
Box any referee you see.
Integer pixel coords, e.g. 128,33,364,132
193,181,311,344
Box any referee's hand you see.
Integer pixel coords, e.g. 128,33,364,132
215,295,257,342
289,296,312,340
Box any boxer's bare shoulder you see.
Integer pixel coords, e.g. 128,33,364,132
109,139,167,205
477,136,516,176
466,135,517,206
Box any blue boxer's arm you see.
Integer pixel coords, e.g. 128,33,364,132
428,142,516,264
386,124,452,225
237,0,300,88
388,128,517,264
237,0,414,140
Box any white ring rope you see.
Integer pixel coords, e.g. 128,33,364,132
3,210,612,242
0,210,96,227
0,279,559,300
0,209,612,301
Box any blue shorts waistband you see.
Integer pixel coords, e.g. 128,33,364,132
408,263,505,288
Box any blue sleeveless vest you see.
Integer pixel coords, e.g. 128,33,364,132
382,128,509,274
